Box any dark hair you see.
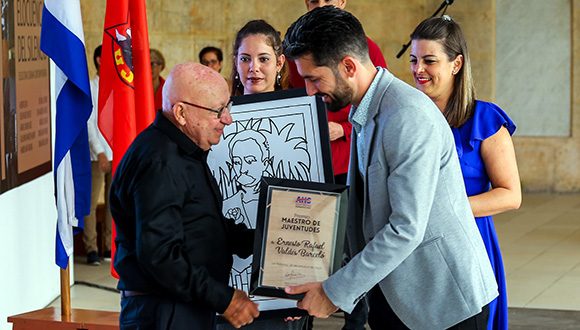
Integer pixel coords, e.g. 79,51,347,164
93,45,102,70
283,6,369,68
230,19,289,96
411,16,475,128
150,48,166,70
199,46,223,62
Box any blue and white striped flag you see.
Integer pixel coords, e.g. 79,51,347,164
41,0,92,269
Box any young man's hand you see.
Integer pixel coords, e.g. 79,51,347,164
285,282,338,318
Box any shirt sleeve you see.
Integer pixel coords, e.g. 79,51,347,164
338,119,352,142
87,79,105,156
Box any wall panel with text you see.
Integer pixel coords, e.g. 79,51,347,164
1,0,51,195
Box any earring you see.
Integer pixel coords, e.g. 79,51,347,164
276,72,281,87
235,74,242,91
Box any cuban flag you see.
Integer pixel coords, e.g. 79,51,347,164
40,0,92,269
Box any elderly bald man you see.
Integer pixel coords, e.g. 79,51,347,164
110,62,259,329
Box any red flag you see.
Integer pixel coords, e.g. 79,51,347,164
98,0,155,278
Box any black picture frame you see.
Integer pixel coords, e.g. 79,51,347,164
250,177,348,300
206,88,334,311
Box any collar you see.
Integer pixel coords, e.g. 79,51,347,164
349,67,384,129
153,111,207,159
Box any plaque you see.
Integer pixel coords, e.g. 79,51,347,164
251,177,347,299
14,0,51,176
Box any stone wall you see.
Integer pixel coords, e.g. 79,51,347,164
508,0,579,192
79,0,579,192
81,0,494,95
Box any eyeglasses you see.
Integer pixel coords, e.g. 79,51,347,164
201,59,220,66
178,100,233,119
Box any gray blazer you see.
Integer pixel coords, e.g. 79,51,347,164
323,69,498,330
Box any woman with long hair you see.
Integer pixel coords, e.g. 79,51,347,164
410,15,521,330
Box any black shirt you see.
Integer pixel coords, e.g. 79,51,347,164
110,111,254,313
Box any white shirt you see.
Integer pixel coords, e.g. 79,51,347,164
87,76,112,161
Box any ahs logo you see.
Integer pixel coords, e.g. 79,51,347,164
295,196,312,209
104,23,134,88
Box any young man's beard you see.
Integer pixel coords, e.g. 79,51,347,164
324,73,354,112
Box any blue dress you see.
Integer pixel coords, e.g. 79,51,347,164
451,101,515,330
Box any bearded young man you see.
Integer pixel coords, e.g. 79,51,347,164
283,7,498,330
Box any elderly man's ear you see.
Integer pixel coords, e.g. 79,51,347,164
172,104,188,126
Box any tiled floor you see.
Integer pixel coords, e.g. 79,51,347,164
48,259,119,312
495,193,580,310
48,193,580,327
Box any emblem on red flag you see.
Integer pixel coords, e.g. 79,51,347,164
105,23,134,87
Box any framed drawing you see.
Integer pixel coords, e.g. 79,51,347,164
250,177,348,300
207,88,333,311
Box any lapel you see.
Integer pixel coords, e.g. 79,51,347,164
347,132,366,251
361,69,394,185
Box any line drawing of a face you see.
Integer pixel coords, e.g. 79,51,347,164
229,130,270,191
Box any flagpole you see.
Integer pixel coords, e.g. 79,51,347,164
60,263,71,320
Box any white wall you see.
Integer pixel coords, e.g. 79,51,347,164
0,174,62,330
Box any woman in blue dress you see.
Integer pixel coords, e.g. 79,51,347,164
409,16,522,330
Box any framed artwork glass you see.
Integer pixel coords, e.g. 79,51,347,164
207,88,334,311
